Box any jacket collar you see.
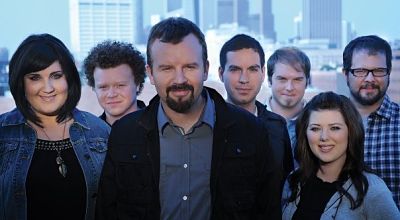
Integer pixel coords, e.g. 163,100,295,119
71,109,91,130
373,95,398,120
255,100,267,116
138,86,235,132
1,108,90,130
201,87,235,129
1,108,26,126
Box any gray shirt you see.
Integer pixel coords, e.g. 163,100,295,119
266,98,305,168
157,91,215,220
286,118,298,165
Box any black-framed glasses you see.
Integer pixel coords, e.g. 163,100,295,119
349,68,389,77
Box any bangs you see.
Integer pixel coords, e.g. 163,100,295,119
20,43,58,75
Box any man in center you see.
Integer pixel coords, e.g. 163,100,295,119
218,34,294,180
96,17,282,219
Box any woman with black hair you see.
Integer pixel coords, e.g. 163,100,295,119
0,34,110,219
282,92,399,219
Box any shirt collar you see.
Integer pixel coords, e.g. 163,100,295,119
157,89,215,135
266,96,306,121
372,95,395,120
99,112,110,125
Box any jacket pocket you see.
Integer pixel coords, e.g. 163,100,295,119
88,138,108,153
114,146,153,193
219,142,258,201
222,142,257,177
116,161,152,189
0,141,18,174
116,160,154,210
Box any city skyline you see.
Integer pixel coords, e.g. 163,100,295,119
0,0,399,113
1,0,400,56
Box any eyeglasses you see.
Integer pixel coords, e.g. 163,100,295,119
349,68,389,77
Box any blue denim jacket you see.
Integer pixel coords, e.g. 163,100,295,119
0,108,110,220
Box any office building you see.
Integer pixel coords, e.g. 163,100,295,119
216,0,248,28
0,48,9,96
197,0,217,31
260,0,276,42
70,0,143,60
302,0,342,48
164,0,196,23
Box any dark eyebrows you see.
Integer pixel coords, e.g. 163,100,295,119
329,122,345,126
184,62,200,67
248,64,261,69
228,64,241,69
157,64,173,69
50,70,63,75
294,76,305,80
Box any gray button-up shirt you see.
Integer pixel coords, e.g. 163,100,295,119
158,90,215,220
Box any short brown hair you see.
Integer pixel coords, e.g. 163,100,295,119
267,47,311,85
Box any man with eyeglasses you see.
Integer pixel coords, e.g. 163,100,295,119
343,35,400,208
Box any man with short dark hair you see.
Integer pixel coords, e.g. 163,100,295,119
83,40,146,125
96,17,282,219
219,34,294,181
342,35,400,208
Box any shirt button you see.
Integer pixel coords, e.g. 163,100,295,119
183,195,188,201
183,163,188,168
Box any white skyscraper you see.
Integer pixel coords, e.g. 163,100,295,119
302,0,342,48
342,20,355,48
164,0,196,23
70,0,141,61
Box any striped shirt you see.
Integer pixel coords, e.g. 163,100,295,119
364,95,400,208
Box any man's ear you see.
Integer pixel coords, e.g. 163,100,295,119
203,60,209,81
342,68,348,76
146,64,155,85
342,68,350,84
218,66,224,82
261,66,266,83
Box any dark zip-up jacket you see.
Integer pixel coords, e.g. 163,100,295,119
256,101,294,181
95,87,282,220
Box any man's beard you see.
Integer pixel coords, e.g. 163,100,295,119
166,83,195,113
349,82,388,106
273,93,302,109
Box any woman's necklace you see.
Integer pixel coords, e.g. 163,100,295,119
39,122,68,178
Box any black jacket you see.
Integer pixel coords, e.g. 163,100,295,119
256,101,294,181
96,87,282,220
99,100,146,126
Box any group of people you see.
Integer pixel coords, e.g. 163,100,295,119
0,16,399,220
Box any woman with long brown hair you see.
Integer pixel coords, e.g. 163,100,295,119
282,92,399,219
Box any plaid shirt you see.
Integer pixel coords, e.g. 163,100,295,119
364,95,400,208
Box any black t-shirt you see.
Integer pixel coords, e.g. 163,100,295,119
293,175,339,220
26,139,86,220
